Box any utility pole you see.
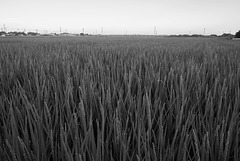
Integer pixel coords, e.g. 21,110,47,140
204,28,206,36
60,27,61,34
82,28,84,34
3,24,6,32
154,26,157,35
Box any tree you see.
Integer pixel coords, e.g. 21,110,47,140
221,33,233,37
235,30,240,38
0,31,6,36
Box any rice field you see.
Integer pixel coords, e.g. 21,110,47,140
0,36,240,161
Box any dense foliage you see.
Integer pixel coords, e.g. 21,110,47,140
235,30,240,38
0,37,240,161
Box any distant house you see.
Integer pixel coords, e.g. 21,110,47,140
210,34,218,37
27,32,40,36
49,33,57,36
60,32,75,36
8,32,16,36
220,33,234,39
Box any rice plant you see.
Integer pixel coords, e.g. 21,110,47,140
0,36,240,161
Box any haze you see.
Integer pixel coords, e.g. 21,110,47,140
1,0,239,35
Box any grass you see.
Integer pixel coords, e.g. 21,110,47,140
0,36,240,161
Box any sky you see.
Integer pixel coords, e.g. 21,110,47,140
0,0,240,35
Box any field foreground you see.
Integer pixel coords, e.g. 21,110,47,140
0,37,240,161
